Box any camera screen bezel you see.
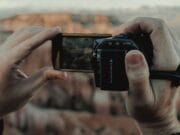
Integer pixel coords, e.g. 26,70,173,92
51,33,111,72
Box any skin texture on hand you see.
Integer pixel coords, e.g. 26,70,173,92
0,18,179,135
0,26,67,117
115,17,180,135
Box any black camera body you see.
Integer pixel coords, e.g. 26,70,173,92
91,34,153,90
52,33,154,91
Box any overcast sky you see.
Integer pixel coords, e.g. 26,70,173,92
0,0,180,10
0,0,179,19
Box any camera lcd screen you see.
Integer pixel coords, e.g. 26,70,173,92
62,36,95,71
52,34,111,72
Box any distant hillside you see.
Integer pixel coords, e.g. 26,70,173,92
0,13,122,34
0,6,180,33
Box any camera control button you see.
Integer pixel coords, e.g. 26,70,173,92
115,42,120,46
108,42,113,46
123,42,132,46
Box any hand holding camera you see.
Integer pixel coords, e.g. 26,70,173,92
0,26,66,117
0,17,179,135
52,17,180,135
115,17,180,135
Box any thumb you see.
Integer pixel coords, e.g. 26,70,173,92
125,50,154,107
16,67,67,97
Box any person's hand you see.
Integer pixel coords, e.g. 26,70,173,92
0,26,66,117
115,17,180,135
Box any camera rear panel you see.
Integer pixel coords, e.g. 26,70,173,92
99,49,128,90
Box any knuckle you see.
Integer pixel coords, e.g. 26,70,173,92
43,67,53,72
129,76,149,91
36,29,53,40
42,67,53,79
134,17,145,22
133,17,166,31
154,18,166,31
131,75,148,85
130,74,147,84
44,27,59,36
128,70,149,83
17,26,44,35
37,29,57,41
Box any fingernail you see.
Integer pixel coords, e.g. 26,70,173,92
126,51,143,68
125,51,149,80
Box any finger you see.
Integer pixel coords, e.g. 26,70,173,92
125,50,154,107
10,27,60,64
3,26,44,48
14,67,67,97
114,17,162,35
115,17,179,70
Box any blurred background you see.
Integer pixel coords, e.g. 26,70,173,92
0,0,180,135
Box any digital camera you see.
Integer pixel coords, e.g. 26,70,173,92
51,33,155,91
91,34,153,90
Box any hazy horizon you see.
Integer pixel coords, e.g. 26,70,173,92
0,0,180,11
0,0,180,19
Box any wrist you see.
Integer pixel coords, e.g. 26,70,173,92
139,118,180,135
